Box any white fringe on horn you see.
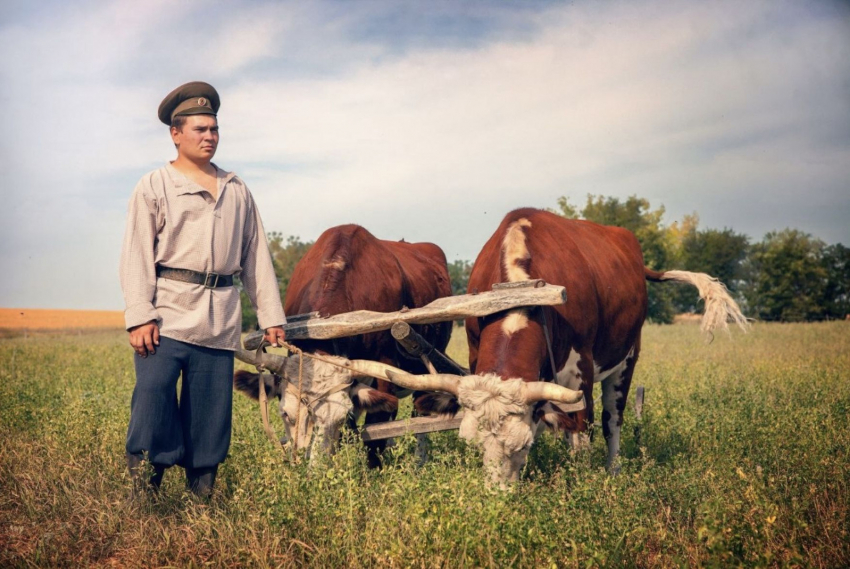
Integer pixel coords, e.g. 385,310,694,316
660,270,751,339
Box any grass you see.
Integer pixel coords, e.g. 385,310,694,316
0,322,848,567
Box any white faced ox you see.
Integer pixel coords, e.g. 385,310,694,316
396,207,747,487
234,350,397,464
385,369,584,486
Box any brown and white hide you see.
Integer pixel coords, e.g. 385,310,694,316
446,207,748,485
237,224,453,467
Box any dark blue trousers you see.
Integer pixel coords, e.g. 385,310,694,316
126,336,234,469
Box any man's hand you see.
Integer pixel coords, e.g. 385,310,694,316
129,321,160,357
264,326,286,348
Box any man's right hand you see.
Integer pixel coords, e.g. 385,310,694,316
129,321,160,357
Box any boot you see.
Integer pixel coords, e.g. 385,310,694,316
186,465,218,498
127,453,164,496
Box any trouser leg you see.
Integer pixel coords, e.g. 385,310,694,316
126,337,187,478
127,453,166,494
186,465,218,498
179,343,234,495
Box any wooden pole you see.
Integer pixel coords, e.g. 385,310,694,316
391,321,469,375
360,413,464,442
243,283,566,350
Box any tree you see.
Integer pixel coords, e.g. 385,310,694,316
821,243,850,319
447,259,473,296
742,230,827,322
239,233,314,330
268,233,314,300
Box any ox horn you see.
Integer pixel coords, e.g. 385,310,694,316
235,349,290,375
523,382,585,405
384,370,460,396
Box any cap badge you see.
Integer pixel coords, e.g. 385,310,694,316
198,97,207,107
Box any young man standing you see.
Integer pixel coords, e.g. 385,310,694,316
120,81,286,497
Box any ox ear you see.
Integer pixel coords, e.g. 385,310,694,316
534,402,581,432
349,383,399,413
414,392,460,417
234,370,281,400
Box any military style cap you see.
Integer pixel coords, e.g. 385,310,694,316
158,81,220,125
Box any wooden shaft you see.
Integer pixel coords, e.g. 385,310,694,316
360,413,464,442
491,279,546,290
391,321,470,376
243,284,566,350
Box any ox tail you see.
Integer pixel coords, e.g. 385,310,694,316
645,268,750,338
234,370,281,400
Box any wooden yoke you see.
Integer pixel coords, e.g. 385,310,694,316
243,283,567,350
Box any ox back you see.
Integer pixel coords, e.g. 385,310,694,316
285,224,453,465
466,207,650,470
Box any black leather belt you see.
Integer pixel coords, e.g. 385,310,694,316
155,265,234,288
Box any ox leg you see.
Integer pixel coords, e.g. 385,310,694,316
362,377,397,469
560,350,594,452
415,434,429,467
600,353,638,475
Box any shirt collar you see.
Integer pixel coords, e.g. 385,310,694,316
166,162,237,195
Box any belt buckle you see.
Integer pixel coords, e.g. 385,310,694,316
204,271,220,289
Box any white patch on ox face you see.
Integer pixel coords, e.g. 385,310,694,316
278,356,354,462
501,309,529,335
456,374,535,486
501,219,532,282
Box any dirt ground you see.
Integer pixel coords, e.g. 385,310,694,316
0,308,124,331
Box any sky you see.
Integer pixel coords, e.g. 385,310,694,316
1,0,848,311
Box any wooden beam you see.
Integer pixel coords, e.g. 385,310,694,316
360,414,464,442
391,321,470,375
491,279,545,290
243,283,566,350
286,311,321,323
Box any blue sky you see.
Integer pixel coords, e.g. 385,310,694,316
1,0,848,310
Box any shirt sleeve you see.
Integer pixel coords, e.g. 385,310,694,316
240,188,286,329
119,178,161,330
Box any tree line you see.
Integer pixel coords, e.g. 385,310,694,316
239,195,849,328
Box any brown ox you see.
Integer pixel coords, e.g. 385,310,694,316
392,208,748,485
234,224,452,466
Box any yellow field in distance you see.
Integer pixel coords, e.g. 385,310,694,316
0,308,124,330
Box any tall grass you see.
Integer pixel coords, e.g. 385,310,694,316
0,323,848,567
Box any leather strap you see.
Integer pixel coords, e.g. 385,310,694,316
155,265,234,288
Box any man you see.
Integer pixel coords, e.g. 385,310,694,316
120,81,286,497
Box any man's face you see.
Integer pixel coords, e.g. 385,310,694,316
171,114,219,162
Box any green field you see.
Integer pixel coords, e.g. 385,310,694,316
1,323,848,567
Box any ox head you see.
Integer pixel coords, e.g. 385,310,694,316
234,350,399,463
384,369,584,486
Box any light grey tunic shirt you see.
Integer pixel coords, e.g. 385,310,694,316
120,163,285,350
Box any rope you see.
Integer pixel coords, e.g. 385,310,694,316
253,343,282,446
538,306,559,381
252,338,355,461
